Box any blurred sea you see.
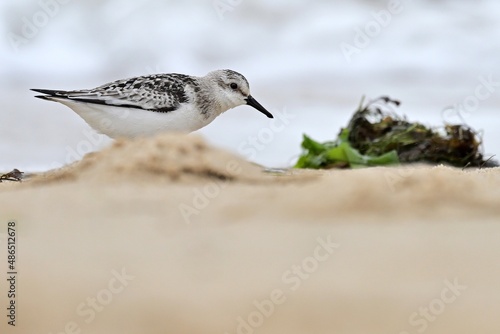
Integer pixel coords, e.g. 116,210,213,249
1,0,499,171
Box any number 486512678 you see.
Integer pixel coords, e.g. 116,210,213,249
7,221,16,270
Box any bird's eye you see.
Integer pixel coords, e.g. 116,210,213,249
230,83,238,90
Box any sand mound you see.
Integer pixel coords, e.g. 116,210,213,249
3,136,500,333
34,134,272,184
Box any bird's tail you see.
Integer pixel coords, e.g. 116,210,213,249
31,88,71,101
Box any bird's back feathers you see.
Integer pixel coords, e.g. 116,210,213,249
31,74,200,113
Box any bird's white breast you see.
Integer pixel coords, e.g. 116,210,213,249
56,99,217,138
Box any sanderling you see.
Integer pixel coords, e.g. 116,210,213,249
31,69,273,138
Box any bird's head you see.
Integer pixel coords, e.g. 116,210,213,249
205,69,273,118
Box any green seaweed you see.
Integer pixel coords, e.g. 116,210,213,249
295,129,400,169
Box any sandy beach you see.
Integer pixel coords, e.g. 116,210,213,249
3,0,500,332
1,133,499,333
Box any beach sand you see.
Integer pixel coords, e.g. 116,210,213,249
1,133,499,333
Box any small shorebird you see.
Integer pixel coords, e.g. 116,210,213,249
32,69,273,138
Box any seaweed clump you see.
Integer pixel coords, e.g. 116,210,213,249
0,169,23,182
295,96,496,169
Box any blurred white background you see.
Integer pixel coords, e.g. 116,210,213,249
1,0,499,171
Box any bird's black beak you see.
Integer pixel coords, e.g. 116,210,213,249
246,95,273,118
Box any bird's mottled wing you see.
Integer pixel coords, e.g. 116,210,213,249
37,74,199,113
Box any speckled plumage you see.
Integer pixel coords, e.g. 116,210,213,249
32,69,272,138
